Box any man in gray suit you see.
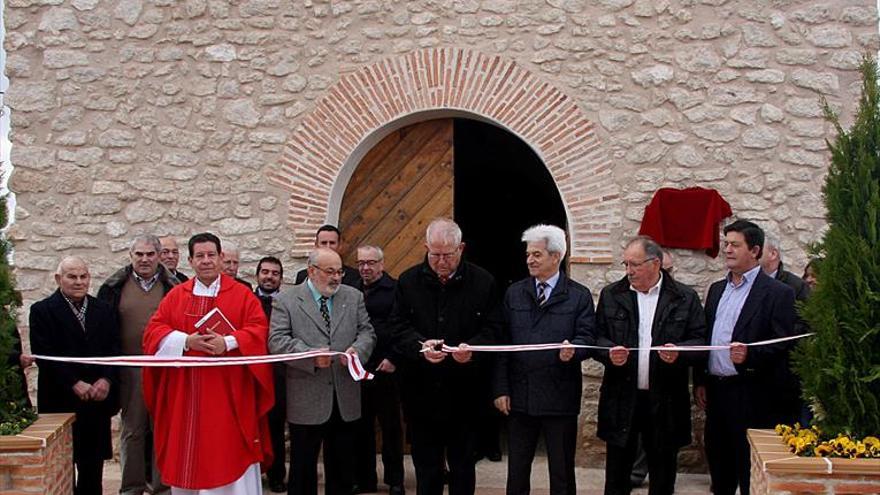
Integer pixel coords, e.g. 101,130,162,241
268,247,376,495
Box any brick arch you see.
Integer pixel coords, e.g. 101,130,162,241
269,47,619,263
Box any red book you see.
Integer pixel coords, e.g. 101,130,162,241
194,307,236,335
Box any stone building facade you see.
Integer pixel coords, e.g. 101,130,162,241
3,0,877,469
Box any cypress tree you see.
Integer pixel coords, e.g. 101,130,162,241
794,56,880,438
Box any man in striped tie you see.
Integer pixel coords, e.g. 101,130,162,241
493,224,597,495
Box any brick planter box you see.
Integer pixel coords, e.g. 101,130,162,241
0,413,75,494
749,429,880,494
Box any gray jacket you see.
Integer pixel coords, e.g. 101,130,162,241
267,283,376,425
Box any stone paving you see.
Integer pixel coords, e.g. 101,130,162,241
101,455,712,494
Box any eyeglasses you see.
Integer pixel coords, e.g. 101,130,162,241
621,257,658,269
356,259,381,267
311,265,345,277
427,250,459,261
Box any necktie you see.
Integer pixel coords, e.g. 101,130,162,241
319,296,331,329
537,282,549,306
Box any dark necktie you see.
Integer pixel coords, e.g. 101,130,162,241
537,282,549,306
319,296,331,329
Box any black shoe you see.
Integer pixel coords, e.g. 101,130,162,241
486,450,502,462
268,479,287,493
352,484,377,494
389,485,405,495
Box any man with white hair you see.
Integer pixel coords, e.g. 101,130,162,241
222,241,253,289
31,256,119,494
389,218,503,495
760,234,811,426
493,224,596,495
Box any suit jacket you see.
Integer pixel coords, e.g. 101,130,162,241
267,283,376,425
494,273,596,417
771,262,811,424
29,290,120,461
696,269,796,427
354,272,397,370
593,272,706,449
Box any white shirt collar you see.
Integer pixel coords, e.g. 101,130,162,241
193,276,221,297
535,270,561,290
630,272,663,295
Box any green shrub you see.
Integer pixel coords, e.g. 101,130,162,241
794,56,880,439
0,192,35,434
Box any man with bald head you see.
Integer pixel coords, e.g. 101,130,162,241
159,236,188,283
222,241,254,289
269,247,376,495
30,257,120,494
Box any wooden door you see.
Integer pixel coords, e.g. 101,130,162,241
338,119,454,277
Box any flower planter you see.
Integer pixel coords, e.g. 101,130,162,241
749,429,880,494
0,413,75,494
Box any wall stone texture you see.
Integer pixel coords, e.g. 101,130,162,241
4,0,878,471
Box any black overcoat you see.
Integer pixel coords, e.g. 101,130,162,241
493,273,596,416
29,290,120,462
594,272,707,449
390,260,502,421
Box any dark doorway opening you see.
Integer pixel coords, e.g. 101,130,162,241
454,118,568,291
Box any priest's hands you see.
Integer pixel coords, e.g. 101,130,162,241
204,330,227,355
186,333,216,354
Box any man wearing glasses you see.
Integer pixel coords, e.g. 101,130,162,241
268,247,376,495
594,236,706,495
389,218,503,495
352,245,405,495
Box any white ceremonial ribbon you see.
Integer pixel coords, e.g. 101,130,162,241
426,332,813,353
31,350,375,382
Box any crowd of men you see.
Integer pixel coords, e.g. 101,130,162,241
25,217,812,495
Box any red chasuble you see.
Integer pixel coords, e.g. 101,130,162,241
143,274,274,490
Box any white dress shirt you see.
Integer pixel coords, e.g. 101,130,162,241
631,273,663,391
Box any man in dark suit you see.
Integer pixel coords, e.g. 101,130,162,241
494,225,595,495
594,236,706,495
760,234,812,426
30,256,120,495
268,248,376,495
294,225,360,286
390,218,503,495
254,256,288,493
352,245,405,495
694,220,796,495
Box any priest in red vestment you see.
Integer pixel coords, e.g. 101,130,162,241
143,232,274,494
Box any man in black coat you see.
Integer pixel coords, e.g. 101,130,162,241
30,256,120,495
694,221,796,495
390,218,503,495
760,235,812,426
293,225,360,286
594,236,706,495
493,224,595,495
352,245,405,495
254,256,287,493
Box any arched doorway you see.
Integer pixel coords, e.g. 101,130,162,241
338,117,566,289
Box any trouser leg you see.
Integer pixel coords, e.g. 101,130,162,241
505,412,540,495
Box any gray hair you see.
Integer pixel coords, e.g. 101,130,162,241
129,235,161,253
224,241,240,255
521,224,567,258
426,218,462,245
763,234,783,261
56,256,88,275
357,245,385,261
625,235,664,261
307,248,340,267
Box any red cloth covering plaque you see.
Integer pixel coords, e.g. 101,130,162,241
638,187,733,258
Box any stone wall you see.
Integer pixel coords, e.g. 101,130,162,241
4,0,878,470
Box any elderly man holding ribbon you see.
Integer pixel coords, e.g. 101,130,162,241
594,235,706,495
493,224,596,495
